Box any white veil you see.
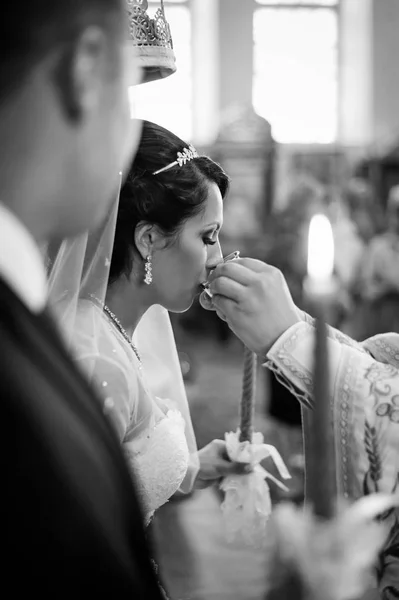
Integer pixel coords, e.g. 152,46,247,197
47,179,199,494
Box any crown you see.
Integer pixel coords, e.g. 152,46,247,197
153,145,199,175
126,0,176,83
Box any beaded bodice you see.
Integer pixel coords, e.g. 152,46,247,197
124,409,189,525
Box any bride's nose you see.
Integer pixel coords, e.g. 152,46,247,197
206,241,223,273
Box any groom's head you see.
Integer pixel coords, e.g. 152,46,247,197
0,0,141,240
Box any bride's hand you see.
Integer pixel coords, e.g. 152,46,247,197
195,439,251,490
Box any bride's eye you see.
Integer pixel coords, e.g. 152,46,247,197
202,226,219,246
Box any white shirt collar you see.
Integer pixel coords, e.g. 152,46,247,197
0,203,47,313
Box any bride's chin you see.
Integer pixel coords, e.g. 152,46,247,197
175,299,194,314
170,296,195,314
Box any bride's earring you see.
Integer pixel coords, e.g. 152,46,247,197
144,253,153,285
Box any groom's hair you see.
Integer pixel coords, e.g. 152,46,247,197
0,0,124,102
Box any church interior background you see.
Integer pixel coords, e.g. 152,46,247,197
132,2,399,598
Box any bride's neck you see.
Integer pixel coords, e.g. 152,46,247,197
105,276,150,337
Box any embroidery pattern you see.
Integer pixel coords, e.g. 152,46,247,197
365,337,399,369
363,420,383,493
337,354,355,498
362,424,399,592
364,363,399,420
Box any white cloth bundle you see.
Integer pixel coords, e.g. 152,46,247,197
220,429,291,546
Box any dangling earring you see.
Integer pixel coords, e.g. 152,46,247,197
144,253,153,285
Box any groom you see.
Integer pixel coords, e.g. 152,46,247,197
1,1,163,597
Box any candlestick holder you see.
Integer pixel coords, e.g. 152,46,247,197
220,340,290,546
220,429,291,547
304,299,337,519
239,346,257,442
265,494,398,600
303,213,340,520
199,251,292,545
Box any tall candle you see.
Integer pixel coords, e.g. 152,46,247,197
239,346,257,442
303,214,337,519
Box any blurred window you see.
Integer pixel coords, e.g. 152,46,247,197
256,0,337,5
253,0,339,143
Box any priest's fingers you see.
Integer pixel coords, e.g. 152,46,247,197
209,276,245,303
210,257,275,283
211,265,300,355
215,308,227,322
233,257,273,273
199,290,229,321
208,260,254,286
211,295,238,319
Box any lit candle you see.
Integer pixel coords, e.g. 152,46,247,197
239,346,257,442
303,214,337,519
306,214,335,298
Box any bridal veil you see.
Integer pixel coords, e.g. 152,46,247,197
47,123,199,493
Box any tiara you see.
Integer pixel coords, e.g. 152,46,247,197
153,145,199,175
126,0,176,83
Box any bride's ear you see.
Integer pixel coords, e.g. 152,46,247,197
134,222,164,259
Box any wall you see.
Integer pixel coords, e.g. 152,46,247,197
338,0,399,155
338,0,373,148
218,0,253,111
373,0,399,152
191,0,220,145
206,0,399,206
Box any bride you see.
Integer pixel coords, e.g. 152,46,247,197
48,120,247,525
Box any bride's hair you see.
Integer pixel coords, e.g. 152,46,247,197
109,120,229,284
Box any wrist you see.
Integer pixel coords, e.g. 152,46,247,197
259,319,301,357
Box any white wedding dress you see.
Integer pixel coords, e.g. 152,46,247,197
73,301,190,525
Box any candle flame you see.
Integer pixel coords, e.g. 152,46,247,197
307,214,334,281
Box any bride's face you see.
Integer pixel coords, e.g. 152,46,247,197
151,181,224,312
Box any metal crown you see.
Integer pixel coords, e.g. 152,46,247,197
126,0,176,82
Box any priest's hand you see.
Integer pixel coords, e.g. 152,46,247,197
195,439,251,490
200,258,301,355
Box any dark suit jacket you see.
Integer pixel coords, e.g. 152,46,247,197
0,278,164,598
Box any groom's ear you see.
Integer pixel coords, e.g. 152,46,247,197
134,222,166,258
52,26,110,121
